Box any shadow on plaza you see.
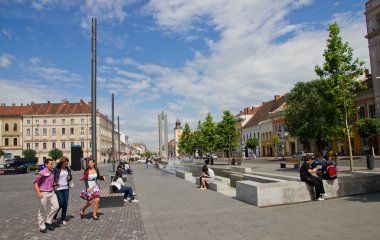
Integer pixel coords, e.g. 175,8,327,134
345,192,380,203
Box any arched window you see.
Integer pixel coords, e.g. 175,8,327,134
5,123,9,131
13,123,17,131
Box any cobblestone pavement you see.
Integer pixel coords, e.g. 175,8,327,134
0,164,146,240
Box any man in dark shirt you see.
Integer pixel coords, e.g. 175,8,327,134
300,155,326,201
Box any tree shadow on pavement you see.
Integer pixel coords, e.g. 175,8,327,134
345,192,380,203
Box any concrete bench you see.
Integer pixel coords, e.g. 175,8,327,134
231,166,252,173
280,158,300,169
175,170,195,182
99,186,124,208
236,172,380,207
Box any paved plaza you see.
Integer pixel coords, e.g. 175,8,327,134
0,160,380,240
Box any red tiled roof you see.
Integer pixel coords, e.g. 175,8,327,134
0,106,29,116
243,95,287,129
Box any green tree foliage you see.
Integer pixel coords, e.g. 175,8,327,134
245,137,259,157
23,149,36,158
285,80,335,143
269,135,280,157
0,149,4,157
315,22,365,171
199,113,217,156
48,148,63,160
178,123,192,156
216,110,240,162
356,118,380,149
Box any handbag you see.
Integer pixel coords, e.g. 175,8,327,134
111,181,121,190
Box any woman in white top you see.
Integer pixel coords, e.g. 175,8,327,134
53,157,72,225
112,169,138,203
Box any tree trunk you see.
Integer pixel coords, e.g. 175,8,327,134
344,103,354,171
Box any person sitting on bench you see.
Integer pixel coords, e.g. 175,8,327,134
199,164,214,190
111,169,138,203
300,156,327,201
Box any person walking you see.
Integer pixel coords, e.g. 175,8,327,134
52,157,72,225
79,158,105,220
33,158,59,233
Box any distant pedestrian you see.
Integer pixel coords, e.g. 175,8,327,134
33,158,59,233
53,157,72,225
80,158,105,220
300,156,326,201
145,157,149,169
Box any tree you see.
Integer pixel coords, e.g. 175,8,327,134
285,80,336,145
269,135,280,157
216,110,240,164
245,137,259,158
0,149,4,157
178,123,192,157
199,114,217,164
23,149,36,158
356,118,380,151
48,148,63,160
315,22,365,171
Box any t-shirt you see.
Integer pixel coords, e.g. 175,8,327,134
208,168,215,180
56,169,69,190
299,161,312,180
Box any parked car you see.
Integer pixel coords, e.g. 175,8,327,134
136,159,145,164
211,154,218,159
292,151,313,160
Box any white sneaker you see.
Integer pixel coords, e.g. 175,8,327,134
130,199,139,203
321,194,328,198
316,197,325,201
126,197,131,201
124,199,129,202
133,192,136,196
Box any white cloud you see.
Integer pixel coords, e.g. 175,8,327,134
30,66,82,83
0,54,12,67
1,29,13,39
30,57,41,65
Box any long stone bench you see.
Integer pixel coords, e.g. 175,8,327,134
175,170,195,182
231,166,252,173
236,172,380,207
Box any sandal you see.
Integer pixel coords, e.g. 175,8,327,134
80,211,85,219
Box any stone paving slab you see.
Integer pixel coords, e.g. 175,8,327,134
133,163,380,240
0,165,146,240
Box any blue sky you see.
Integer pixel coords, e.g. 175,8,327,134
0,0,369,149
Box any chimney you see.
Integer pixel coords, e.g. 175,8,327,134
1,103,5,106
31,102,35,105
274,95,280,101
47,101,50,104
21,103,23,106
12,103,15,106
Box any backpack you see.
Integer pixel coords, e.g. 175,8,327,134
326,164,337,179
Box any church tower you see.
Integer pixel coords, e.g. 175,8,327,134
174,119,183,157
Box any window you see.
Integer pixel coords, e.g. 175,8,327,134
35,128,39,136
70,127,75,135
43,119,47,124
62,128,66,135
369,104,375,118
5,123,9,131
81,118,85,124
81,127,85,135
26,128,31,136
13,123,17,131
62,119,65,124
376,14,380,29
52,119,56,125
43,142,47,150
62,141,66,149
27,119,31,125
71,142,74,146
35,142,39,149
52,128,56,135
71,119,74,124
81,142,85,148
35,119,39,124
358,106,365,119
89,142,92,149
13,138,17,146
52,142,56,149
26,143,31,149
5,138,9,146
42,128,47,135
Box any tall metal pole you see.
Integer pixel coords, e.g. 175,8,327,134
158,113,162,158
91,18,97,162
118,116,121,162
111,94,115,172
164,114,168,159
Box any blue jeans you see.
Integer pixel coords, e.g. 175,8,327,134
54,189,69,220
115,186,134,200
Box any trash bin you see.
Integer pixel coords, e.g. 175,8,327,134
367,155,374,170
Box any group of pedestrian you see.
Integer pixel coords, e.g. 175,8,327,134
300,153,337,201
33,156,139,233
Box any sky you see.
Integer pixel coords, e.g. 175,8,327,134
0,0,370,150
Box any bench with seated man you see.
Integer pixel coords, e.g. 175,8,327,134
199,160,215,190
300,155,327,201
